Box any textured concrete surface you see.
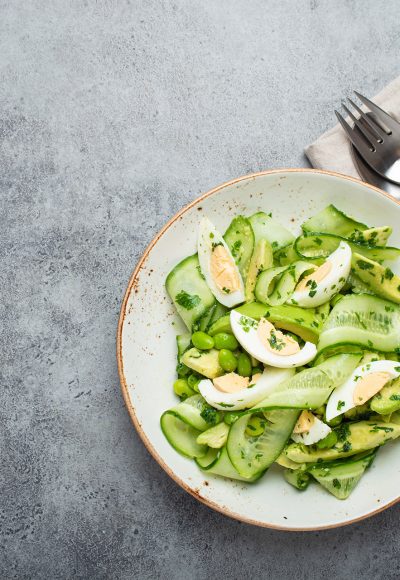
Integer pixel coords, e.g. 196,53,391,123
1,1,400,578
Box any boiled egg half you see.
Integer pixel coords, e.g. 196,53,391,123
230,311,317,368
288,241,351,308
326,359,400,421
291,410,332,445
198,366,295,411
198,217,245,307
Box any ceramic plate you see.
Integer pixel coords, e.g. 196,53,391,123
117,169,400,530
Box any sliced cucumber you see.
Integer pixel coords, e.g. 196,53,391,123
195,447,219,468
315,353,363,388
302,204,368,237
208,302,228,328
309,450,376,499
284,468,311,490
274,244,301,266
196,446,261,482
249,212,294,251
160,412,207,458
224,216,254,278
255,262,315,306
227,409,299,478
295,232,400,262
169,394,217,431
166,254,216,330
348,272,375,296
176,334,191,358
318,294,400,354
248,367,334,411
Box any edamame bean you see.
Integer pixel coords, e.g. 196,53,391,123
237,352,252,377
173,379,195,400
245,415,266,437
213,332,239,351
218,349,238,372
191,331,214,350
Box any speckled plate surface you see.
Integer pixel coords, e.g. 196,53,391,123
117,168,400,530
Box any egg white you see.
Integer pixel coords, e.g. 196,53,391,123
288,241,352,308
198,367,295,411
326,359,400,421
197,217,245,308
230,310,317,368
291,414,331,445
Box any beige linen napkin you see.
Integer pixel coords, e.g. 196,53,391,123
305,76,400,178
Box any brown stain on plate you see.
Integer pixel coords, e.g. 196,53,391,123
116,168,400,531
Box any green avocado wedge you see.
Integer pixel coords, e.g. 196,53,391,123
351,253,400,304
285,420,400,463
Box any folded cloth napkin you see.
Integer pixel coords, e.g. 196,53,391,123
305,76,400,178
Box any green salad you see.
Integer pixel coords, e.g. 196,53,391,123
161,205,400,499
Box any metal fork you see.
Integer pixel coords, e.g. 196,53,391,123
335,91,400,185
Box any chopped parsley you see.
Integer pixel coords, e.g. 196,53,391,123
356,260,374,270
222,287,231,294
389,394,400,401
384,268,394,280
332,478,341,489
175,290,201,310
369,425,394,433
268,331,285,351
337,400,345,411
239,316,258,333
200,405,220,425
231,240,242,258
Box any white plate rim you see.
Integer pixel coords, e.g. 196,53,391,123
117,167,400,531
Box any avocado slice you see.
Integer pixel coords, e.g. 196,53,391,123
245,239,273,302
209,302,322,343
181,348,223,379
351,253,400,304
196,422,229,448
285,420,400,463
371,376,400,415
350,226,392,247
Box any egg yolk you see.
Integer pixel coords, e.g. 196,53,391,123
353,371,391,405
210,245,240,293
293,410,315,434
295,261,332,292
213,372,249,393
257,318,300,356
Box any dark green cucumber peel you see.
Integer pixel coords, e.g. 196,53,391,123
160,412,208,459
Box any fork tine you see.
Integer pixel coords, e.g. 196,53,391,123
354,91,397,133
347,98,386,141
335,110,374,159
341,103,376,146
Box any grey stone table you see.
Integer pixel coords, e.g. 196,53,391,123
2,1,399,578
